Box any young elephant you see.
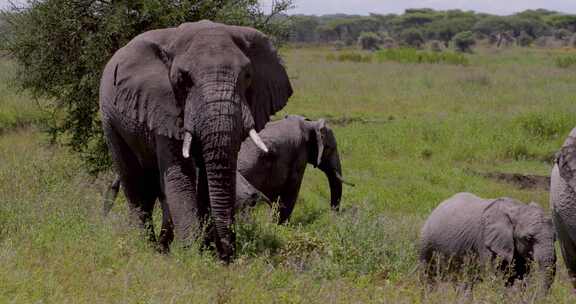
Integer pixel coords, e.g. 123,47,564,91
551,127,576,291
237,115,352,223
419,193,556,292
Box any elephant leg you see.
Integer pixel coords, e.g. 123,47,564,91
553,212,576,289
277,192,297,225
156,137,202,246
102,174,121,217
277,178,303,224
104,126,159,243
196,165,216,250
158,194,174,254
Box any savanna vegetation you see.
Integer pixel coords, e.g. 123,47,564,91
3,44,576,303
3,2,576,303
289,9,576,51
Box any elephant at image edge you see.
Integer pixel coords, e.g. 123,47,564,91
99,20,292,262
238,115,353,223
551,126,576,291
419,192,556,292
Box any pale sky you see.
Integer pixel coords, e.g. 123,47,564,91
2,1,576,16
260,0,576,15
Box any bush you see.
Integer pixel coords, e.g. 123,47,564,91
382,36,396,49
555,56,576,68
429,40,443,52
399,28,425,49
0,0,293,174
374,48,469,65
517,31,533,47
326,52,372,63
357,32,381,51
452,31,475,53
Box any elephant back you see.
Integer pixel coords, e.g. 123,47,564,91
420,193,490,257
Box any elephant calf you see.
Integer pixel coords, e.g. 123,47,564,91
237,115,352,223
419,192,556,291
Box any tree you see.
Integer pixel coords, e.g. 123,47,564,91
357,32,381,50
0,0,294,174
517,31,533,47
289,15,319,42
452,31,475,52
399,28,425,48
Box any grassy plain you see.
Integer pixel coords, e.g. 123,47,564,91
2,46,576,302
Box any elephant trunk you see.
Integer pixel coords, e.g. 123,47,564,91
193,77,246,263
320,151,343,211
533,242,557,293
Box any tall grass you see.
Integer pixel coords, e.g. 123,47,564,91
374,48,469,65
555,56,576,68
325,48,469,65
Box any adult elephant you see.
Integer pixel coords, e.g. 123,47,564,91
419,193,556,293
238,115,353,223
99,20,292,262
551,127,576,291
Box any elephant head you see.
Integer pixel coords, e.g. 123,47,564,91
286,115,353,211
482,198,556,291
235,172,270,210
106,20,292,261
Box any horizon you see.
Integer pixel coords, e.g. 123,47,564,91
1,1,576,16
259,0,576,16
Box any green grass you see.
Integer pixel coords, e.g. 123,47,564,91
3,47,576,302
0,59,49,133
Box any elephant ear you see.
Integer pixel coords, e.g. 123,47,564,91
228,26,293,131
482,198,515,263
314,119,327,167
557,128,576,188
108,30,183,139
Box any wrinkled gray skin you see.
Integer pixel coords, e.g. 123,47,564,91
102,171,270,217
238,115,350,223
420,193,556,293
550,127,576,291
99,20,292,262
103,115,351,225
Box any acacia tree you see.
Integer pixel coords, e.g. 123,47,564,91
0,0,293,174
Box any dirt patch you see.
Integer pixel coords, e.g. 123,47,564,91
470,170,550,191
327,116,394,127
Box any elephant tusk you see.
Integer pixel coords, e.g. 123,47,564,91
335,171,355,187
249,129,269,153
182,132,192,159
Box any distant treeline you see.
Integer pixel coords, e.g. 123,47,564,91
287,9,576,48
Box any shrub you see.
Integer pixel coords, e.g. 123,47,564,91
429,40,443,52
357,32,381,51
326,52,372,63
399,28,425,49
569,33,576,48
452,31,475,53
382,37,396,49
555,56,576,68
374,48,469,65
517,31,533,47
554,28,572,41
